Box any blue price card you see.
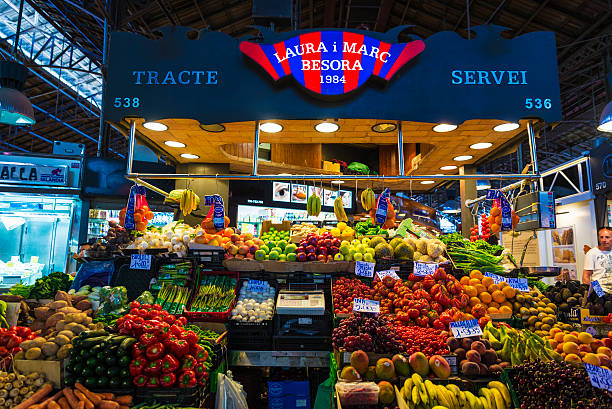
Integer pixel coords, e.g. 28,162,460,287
130,254,152,270
506,278,529,292
246,279,267,292
592,280,605,297
585,363,612,392
376,270,400,281
413,262,438,276
355,261,375,277
450,319,483,338
353,298,380,313
484,272,505,284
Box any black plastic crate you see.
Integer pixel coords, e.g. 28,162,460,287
189,247,224,270
229,318,275,350
273,335,331,351
275,312,331,337
134,385,203,406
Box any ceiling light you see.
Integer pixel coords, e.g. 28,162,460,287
493,122,520,132
371,123,397,133
442,209,461,214
421,180,435,185
598,101,612,132
470,142,492,150
180,153,199,159
454,155,473,161
331,180,344,184
164,141,186,148
143,121,168,131
440,165,457,171
259,122,283,133
432,123,457,132
278,173,292,176
199,123,225,132
477,180,491,190
315,121,339,133
0,62,35,126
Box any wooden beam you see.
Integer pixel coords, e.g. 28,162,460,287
375,0,394,32
324,0,335,27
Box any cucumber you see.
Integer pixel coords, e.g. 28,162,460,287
109,335,129,345
118,337,137,351
79,330,108,338
81,336,110,348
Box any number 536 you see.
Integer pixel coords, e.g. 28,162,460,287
525,98,551,109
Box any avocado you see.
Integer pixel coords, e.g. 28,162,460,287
561,288,572,300
559,303,569,312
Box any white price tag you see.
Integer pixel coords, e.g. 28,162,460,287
413,261,438,276
450,319,483,338
130,254,152,270
484,272,505,284
592,280,605,297
355,261,375,277
506,278,529,292
585,363,612,392
376,270,400,280
353,298,380,313
246,279,267,292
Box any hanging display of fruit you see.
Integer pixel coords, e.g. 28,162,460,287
480,213,491,240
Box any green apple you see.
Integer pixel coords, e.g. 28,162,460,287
363,253,374,262
269,250,279,260
278,240,287,250
334,253,344,261
286,252,297,261
366,248,375,256
345,253,353,261
358,244,367,254
254,250,266,261
260,245,270,254
278,254,287,261
271,246,283,254
339,244,350,256
351,239,360,246
353,252,363,261
341,240,350,247
362,237,370,246
285,243,297,254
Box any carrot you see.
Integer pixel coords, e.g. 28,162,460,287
12,383,52,409
98,400,119,409
74,384,101,406
37,391,64,409
73,390,93,409
114,396,132,406
48,401,61,409
62,388,79,409
98,393,114,400
58,397,70,409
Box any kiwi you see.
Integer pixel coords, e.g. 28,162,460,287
566,297,577,306
559,303,569,312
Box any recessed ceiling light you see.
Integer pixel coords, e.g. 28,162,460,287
331,180,344,184
278,173,292,176
421,180,435,185
259,122,283,133
454,155,473,161
440,165,457,171
493,122,520,132
315,122,339,133
199,123,225,132
470,142,492,150
371,123,397,133
180,153,199,159
164,141,186,148
143,122,168,131
432,123,457,132
442,209,461,214
477,180,492,190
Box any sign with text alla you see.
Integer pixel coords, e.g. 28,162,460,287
355,261,375,277
0,162,68,187
105,25,561,124
413,261,438,276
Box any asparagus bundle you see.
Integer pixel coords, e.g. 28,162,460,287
189,275,236,312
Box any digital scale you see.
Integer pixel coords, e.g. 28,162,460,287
275,290,325,315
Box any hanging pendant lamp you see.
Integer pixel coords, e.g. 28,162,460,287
0,61,34,125
598,101,612,133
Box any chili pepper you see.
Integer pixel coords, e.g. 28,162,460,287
160,373,176,387
145,342,165,360
133,375,148,387
132,342,146,357
180,355,197,371
190,344,208,362
144,359,162,376
146,376,160,388
182,330,198,347
178,370,197,387
161,354,179,373
130,357,147,376
169,339,189,358
193,363,207,378
139,332,157,346
0,347,8,357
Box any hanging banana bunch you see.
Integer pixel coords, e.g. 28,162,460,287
307,193,321,216
179,189,199,216
361,187,375,211
334,196,348,222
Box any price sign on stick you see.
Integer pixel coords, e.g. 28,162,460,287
484,272,505,284
506,278,529,292
353,298,380,313
413,262,438,276
592,280,605,297
247,279,267,292
376,270,400,280
355,261,375,277
130,254,152,270
585,363,612,392
450,319,483,338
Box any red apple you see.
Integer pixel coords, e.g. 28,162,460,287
317,254,326,262
296,252,307,262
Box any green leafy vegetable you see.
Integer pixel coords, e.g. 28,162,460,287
29,271,73,300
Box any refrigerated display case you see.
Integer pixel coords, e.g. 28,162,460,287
87,208,174,240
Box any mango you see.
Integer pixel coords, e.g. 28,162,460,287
428,355,451,379
350,350,369,375
409,352,429,376
375,358,395,380
392,354,411,376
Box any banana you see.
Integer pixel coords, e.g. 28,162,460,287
334,196,348,222
418,383,429,406
424,380,437,406
180,189,187,214
411,373,423,388
190,189,196,213
444,385,460,409
479,396,491,409
487,381,511,408
464,391,480,409
361,187,375,210
489,388,506,409
404,378,414,393
435,385,454,409
479,388,495,409
411,385,421,405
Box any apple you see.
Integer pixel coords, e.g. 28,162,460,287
269,250,279,260
245,253,254,259
353,252,363,261
238,245,249,255
339,244,350,256
236,254,245,259
323,239,332,248
285,243,297,254
299,239,308,247
363,253,374,262
308,237,318,246
296,246,305,254
296,252,307,262
227,245,238,255
287,252,297,261
334,253,344,261
329,246,339,255
317,254,326,262
318,246,328,256
279,254,287,261
249,244,259,254
230,234,241,243
332,238,341,247
254,249,266,261
307,253,317,261
306,245,316,254
260,245,270,254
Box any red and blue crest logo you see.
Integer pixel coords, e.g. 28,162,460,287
240,30,425,96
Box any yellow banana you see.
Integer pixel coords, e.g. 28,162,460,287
361,187,375,210
334,196,348,222
464,391,480,409
487,381,511,408
489,388,506,409
479,396,491,409
444,385,460,409
435,385,454,409
479,388,495,409
411,385,420,405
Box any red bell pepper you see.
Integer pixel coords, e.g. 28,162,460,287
190,344,208,362
146,376,160,388
169,339,189,358
145,342,165,360
176,316,187,326
169,324,183,337
15,327,31,339
132,342,146,357
155,322,171,339
133,375,148,387
181,330,198,347
161,354,179,373
130,301,141,310
198,375,208,386
0,356,12,371
0,347,8,357
194,362,207,378
152,303,162,310
130,357,147,376
9,347,21,356
160,373,176,387
180,355,197,371
6,335,22,349
139,332,157,346
163,314,176,325
178,370,197,387
144,359,162,376
26,333,37,340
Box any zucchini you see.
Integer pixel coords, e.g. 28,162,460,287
118,337,137,351
81,336,109,348
109,335,129,345
79,330,108,338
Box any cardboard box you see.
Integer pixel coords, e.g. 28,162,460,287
261,220,291,233
580,308,604,325
323,161,341,172
14,359,63,388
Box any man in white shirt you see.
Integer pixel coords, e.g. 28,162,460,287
583,227,612,294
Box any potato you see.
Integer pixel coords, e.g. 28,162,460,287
41,342,59,357
57,330,74,339
65,313,83,324
45,312,65,328
13,351,24,360
31,321,45,332
33,307,52,321
55,321,66,331
75,300,92,311
82,316,92,326
25,348,41,360
56,344,72,360
54,335,70,346
20,337,45,351
54,291,70,303
57,307,79,314
48,300,68,310
71,295,88,305
64,323,86,335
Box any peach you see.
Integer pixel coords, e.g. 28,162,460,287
562,342,580,355
590,339,604,352
564,354,582,365
583,353,600,366
597,353,611,368
579,344,593,354
597,347,612,358
577,332,594,345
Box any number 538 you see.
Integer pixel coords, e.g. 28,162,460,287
525,98,551,109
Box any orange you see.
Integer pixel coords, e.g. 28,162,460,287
469,278,482,287
554,332,566,343
488,283,501,293
460,276,470,285
502,286,516,299
479,292,492,304
475,284,487,295
489,301,501,309
469,296,481,306
481,276,494,288
500,301,513,309
492,290,506,303
499,305,512,314
490,207,501,217
499,281,509,289
464,286,478,298
487,306,500,314
470,270,484,280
